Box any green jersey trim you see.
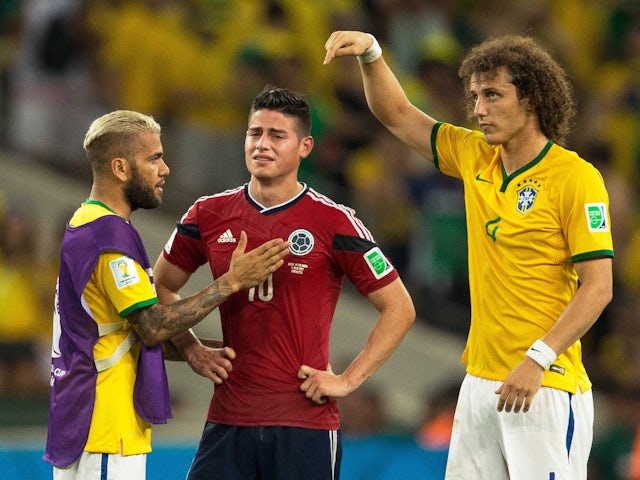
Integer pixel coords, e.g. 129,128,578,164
119,298,158,318
572,249,615,263
84,199,120,215
432,122,443,170
499,140,554,192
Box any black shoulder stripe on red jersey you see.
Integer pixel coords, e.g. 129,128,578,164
332,233,377,253
176,223,201,240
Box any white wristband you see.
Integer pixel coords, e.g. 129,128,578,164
357,34,382,64
525,339,557,370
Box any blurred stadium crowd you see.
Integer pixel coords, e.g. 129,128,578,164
1,0,640,477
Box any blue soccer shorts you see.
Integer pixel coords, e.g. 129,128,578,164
186,422,342,480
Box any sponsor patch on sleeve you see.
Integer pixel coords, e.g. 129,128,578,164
109,256,141,289
585,203,609,232
364,246,394,280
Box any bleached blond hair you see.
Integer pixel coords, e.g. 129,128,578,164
83,110,161,172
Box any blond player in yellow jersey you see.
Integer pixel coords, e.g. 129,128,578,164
45,110,290,480
324,32,613,479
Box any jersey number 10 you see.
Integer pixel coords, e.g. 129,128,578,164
248,273,274,302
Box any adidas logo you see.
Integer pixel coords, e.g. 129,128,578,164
217,229,236,243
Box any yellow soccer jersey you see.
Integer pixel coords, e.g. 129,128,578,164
432,123,614,394
69,201,157,455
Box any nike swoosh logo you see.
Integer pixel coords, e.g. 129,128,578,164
475,173,493,184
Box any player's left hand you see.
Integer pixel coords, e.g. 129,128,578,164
495,357,544,413
298,364,351,404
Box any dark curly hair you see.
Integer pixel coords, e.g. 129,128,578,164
458,35,576,145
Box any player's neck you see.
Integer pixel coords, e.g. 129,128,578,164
249,178,304,208
88,183,132,221
500,131,549,176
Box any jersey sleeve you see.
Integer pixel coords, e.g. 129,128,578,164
162,204,208,273
433,122,495,180
333,234,398,296
95,251,158,317
559,162,615,262
330,209,399,297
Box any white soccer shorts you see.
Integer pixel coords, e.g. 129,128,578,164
53,451,146,480
445,373,593,480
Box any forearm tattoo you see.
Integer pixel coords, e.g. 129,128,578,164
131,277,234,344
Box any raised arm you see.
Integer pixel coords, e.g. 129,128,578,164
324,30,437,161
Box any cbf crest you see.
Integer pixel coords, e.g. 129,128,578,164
515,178,541,214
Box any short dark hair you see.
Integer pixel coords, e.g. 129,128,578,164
249,85,311,138
458,35,576,145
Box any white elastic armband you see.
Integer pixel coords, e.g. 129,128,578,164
357,34,382,64
525,339,557,370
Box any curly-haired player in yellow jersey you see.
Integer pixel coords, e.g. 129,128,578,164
324,31,613,479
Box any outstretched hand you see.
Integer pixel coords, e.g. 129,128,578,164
323,31,374,65
226,231,289,291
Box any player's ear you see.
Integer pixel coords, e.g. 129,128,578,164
299,136,314,159
111,157,130,182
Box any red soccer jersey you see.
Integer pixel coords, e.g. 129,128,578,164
163,184,398,429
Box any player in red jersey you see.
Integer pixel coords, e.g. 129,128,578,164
153,85,416,479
